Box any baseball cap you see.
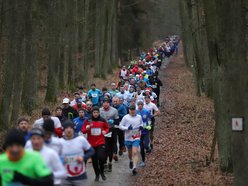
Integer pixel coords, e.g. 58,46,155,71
63,98,70,104
76,98,82,103
30,128,45,137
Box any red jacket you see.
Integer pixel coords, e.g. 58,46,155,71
82,117,109,147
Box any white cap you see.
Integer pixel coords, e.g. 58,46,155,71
63,98,70,104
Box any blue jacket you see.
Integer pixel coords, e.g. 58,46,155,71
114,104,127,121
73,117,87,133
136,108,153,134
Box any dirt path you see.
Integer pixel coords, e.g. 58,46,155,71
134,47,233,185
84,153,135,186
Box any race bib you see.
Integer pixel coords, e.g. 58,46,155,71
91,128,101,136
92,93,97,98
64,154,85,177
130,129,141,140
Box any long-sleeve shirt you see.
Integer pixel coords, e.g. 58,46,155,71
119,114,143,141
82,117,109,147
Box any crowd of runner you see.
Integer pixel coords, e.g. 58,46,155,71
0,35,180,186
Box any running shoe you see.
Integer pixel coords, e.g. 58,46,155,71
100,173,106,181
108,163,112,172
139,162,146,167
113,154,118,161
132,168,137,175
129,161,133,169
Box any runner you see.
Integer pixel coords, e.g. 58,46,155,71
118,66,130,79
70,92,81,106
85,101,93,118
143,96,161,150
17,117,30,143
136,101,153,167
60,120,95,186
116,85,127,105
100,98,119,170
126,85,135,107
149,74,163,107
62,98,79,120
73,108,87,135
42,119,63,155
108,82,119,97
0,128,53,186
119,105,143,175
55,106,67,125
82,106,109,181
72,97,87,111
112,96,127,156
33,107,63,137
87,83,102,107
25,128,67,186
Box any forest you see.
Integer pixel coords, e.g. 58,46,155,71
0,0,180,129
0,0,247,185
180,0,247,184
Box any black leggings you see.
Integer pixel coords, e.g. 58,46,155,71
92,145,106,176
105,128,117,163
140,133,150,162
150,117,155,143
114,128,124,154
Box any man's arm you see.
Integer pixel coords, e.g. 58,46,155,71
13,172,53,186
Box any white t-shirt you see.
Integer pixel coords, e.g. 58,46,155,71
33,116,62,129
60,136,91,178
144,102,159,114
119,114,143,141
25,145,67,185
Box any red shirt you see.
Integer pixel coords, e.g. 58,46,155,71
82,118,109,147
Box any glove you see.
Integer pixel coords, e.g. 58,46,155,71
128,125,133,130
108,119,114,125
145,125,152,130
139,126,143,130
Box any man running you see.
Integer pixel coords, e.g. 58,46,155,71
25,128,67,186
60,120,95,186
87,83,102,107
144,96,161,149
100,98,119,170
108,82,119,98
34,107,63,137
136,101,153,167
82,106,109,181
73,108,87,135
17,117,30,143
112,96,127,156
0,128,53,186
119,105,143,175
62,98,79,120
85,101,93,118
